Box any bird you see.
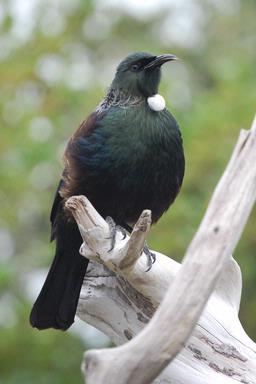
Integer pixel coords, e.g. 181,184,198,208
30,52,185,331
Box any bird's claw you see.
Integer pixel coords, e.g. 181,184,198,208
106,216,126,252
105,219,155,270
143,242,156,272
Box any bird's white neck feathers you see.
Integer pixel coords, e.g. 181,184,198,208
147,94,166,111
97,90,166,113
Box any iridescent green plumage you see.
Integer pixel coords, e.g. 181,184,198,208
75,101,184,225
30,52,185,330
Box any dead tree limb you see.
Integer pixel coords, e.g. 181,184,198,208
66,115,256,384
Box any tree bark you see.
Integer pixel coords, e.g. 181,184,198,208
66,115,256,384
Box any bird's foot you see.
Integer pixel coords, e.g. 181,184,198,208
106,216,126,252
143,242,156,272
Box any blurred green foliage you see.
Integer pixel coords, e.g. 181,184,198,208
0,0,255,382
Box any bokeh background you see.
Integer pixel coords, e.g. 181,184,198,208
0,0,255,382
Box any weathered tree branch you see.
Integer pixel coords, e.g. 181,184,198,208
66,115,256,384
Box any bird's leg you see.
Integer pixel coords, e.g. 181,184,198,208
143,242,156,272
106,216,127,252
106,218,155,270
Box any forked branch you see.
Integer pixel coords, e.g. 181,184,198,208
66,115,256,384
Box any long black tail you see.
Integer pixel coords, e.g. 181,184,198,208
30,218,88,330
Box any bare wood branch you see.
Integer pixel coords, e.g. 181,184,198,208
66,115,256,384
78,257,256,384
119,210,151,271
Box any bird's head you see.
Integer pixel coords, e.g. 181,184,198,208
111,52,177,98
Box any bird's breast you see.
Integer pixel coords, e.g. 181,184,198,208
97,104,184,222
64,104,184,224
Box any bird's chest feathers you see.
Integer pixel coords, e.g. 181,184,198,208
110,105,176,157
103,105,180,188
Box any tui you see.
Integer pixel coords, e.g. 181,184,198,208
30,52,185,330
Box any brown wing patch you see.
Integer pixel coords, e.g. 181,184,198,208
71,112,98,141
60,112,101,199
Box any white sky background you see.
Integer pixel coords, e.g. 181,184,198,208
2,0,240,45
0,0,240,105
1,0,241,95
0,0,241,91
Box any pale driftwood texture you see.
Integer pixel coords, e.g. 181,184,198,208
66,116,256,384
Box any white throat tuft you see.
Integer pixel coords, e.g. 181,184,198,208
147,94,166,112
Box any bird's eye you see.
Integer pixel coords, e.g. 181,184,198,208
131,63,141,72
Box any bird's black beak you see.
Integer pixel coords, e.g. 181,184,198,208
144,54,178,70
